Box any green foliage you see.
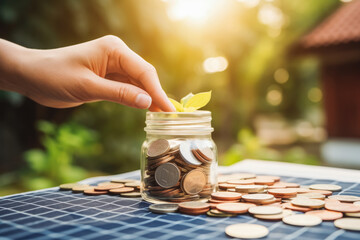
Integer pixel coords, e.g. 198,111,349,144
222,128,320,166
22,120,100,190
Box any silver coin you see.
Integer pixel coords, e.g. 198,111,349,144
149,203,179,214
155,162,181,188
179,141,202,165
147,139,170,158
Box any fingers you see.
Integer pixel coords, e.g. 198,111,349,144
88,74,152,109
101,36,175,112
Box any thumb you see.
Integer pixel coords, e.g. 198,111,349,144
89,75,152,109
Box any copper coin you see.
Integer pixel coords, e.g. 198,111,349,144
305,210,343,220
242,194,274,202
268,183,288,189
256,175,281,182
278,182,300,188
254,178,275,186
325,201,360,213
268,188,297,197
291,198,325,208
309,184,342,192
208,198,240,203
308,190,333,196
282,202,312,212
97,181,112,186
182,169,207,195
148,155,175,170
227,179,255,185
154,162,181,188
211,192,242,201
179,208,209,215
109,187,135,193
94,183,124,191
297,193,325,200
84,189,108,195
147,139,170,158
329,195,360,203
217,202,256,214
72,185,94,193
193,140,214,161
178,201,210,210
191,149,209,164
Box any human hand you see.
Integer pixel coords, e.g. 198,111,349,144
0,36,175,111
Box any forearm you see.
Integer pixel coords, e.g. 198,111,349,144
0,39,28,94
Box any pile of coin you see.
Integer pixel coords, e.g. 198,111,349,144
59,178,141,198
149,172,360,234
143,138,215,202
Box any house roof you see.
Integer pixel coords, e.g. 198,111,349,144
300,0,360,50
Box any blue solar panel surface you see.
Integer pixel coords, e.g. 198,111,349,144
0,170,359,240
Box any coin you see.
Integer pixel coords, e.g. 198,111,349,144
248,206,283,215
120,192,141,198
254,209,293,220
334,218,360,231
94,183,124,191
225,223,269,239
254,178,275,186
193,140,214,161
110,179,138,183
235,185,266,193
227,179,255,185
125,181,141,188
256,175,281,182
109,187,135,194
308,190,333,196
268,188,298,198
305,210,343,220
282,202,312,212
207,211,236,217
325,201,360,213
211,192,242,201
147,139,170,158
354,201,360,206
282,214,322,226
208,198,240,204
84,189,108,195
217,202,256,214
291,198,325,208
345,212,360,217
149,203,179,214
328,195,360,203
97,181,113,186
182,169,207,195
309,184,342,192
72,185,94,193
297,193,326,200
179,141,202,166
59,183,80,190
154,162,181,188
178,201,210,210
242,194,274,203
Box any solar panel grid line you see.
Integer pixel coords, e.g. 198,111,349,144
339,182,360,195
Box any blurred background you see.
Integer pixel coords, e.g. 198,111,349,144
1,0,360,196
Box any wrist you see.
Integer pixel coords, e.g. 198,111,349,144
0,39,29,94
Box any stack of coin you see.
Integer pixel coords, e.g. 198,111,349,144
143,138,215,202
59,179,141,198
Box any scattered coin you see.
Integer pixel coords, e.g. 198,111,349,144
149,203,179,214
291,198,325,209
345,212,360,217
178,201,210,215
334,218,360,231
120,192,141,198
328,195,360,203
182,169,207,195
109,187,135,194
325,201,360,213
155,162,181,188
225,223,269,239
242,194,274,204
248,206,283,215
211,192,242,201
72,185,94,193
309,184,342,192
254,178,275,186
235,185,266,193
354,201,360,206
147,139,170,158
305,210,343,221
110,179,138,183
254,209,293,220
217,202,256,214
282,202,312,212
124,181,141,188
97,181,113,186
283,214,322,227
297,193,325,200
94,183,125,191
268,188,297,198
179,141,202,166
227,179,255,185
84,189,108,195
59,183,80,190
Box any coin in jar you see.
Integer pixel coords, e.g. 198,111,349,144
179,141,202,166
155,162,181,188
147,139,170,158
182,169,207,195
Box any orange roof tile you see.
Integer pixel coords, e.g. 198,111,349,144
300,0,360,49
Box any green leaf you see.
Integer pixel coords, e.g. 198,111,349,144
184,91,212,110
169,98,184,112
180,93,194,106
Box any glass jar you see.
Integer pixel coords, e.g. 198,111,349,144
140,110,218,203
